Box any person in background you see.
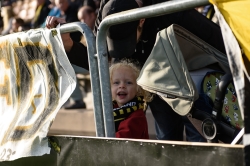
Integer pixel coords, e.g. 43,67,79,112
55,0,87,109
55,0,80,23
78,5,96,30
77,5,96,46
110,60,153,139
64,4,97,110
31,0,51,28
9,17,25,33
93,0,100,13
40,0,61,27
83,0,98,12
1,4,15,35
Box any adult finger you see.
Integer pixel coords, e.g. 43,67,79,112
45,16,53,29
46,17,67,29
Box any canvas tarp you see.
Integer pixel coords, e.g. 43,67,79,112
0,28,76,161
137,24,229,116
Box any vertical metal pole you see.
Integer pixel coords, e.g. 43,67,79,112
97,0,209,137
60,22,105,137
244,74,250,166
96,27,116,137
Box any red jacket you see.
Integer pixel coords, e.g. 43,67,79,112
115,109,149,139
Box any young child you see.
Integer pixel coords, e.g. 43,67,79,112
109,60,153,139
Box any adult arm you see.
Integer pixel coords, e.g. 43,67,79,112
46,16,90,70
66,41,89,70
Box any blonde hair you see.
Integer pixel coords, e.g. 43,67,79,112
109,59,153,102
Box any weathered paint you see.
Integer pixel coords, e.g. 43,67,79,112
0,136,244,166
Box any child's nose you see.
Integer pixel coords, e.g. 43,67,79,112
119,82,125,88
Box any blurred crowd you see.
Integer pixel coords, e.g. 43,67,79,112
0,0,217,36
0,0,100,109
0,0,100,35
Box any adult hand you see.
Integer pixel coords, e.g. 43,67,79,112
45,16,66,29
45,16,73,52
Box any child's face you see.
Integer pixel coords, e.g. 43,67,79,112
111,66,138,107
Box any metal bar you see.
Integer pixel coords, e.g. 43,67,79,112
244,76,250,166
231,128,244,145
60,22,105,137
96,0,210,137
96,37,115,137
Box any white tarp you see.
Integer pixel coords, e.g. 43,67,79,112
0,28,76,161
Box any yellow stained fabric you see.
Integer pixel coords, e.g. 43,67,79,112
210,0,250,65
0,28,76,161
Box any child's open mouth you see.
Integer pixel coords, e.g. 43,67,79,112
118,92,127,97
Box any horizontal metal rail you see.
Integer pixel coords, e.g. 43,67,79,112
96,0,210,137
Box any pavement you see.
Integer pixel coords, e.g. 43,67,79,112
48,91,157,139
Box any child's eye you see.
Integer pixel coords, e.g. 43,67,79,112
127,81,132,85
113,81,119,85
